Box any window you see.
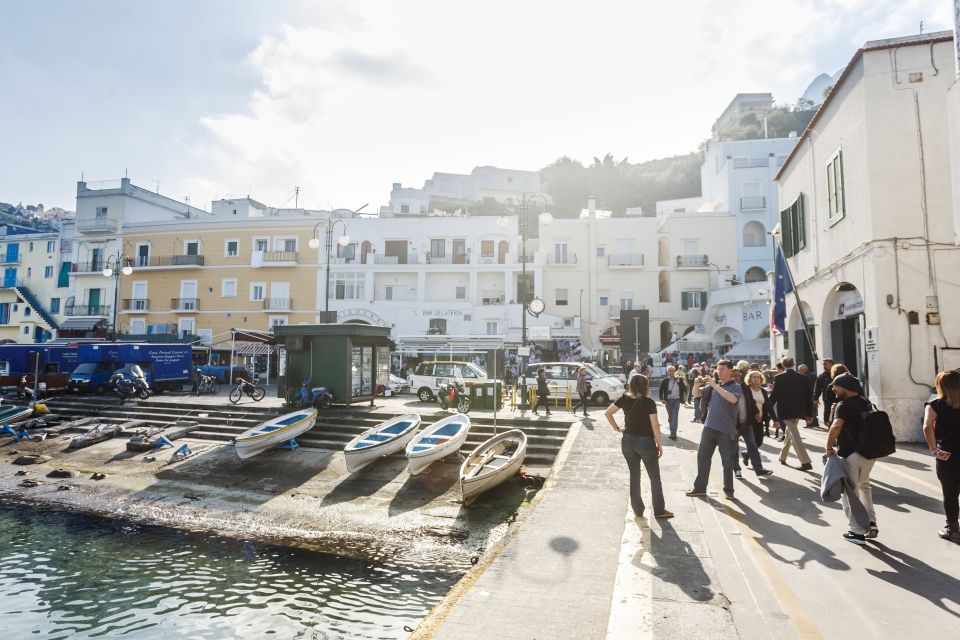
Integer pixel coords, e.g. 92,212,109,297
681,291,708,310
29,242,33,253
50,298,60,314
282,238,297,253
184,240,199,256
129,318,146,334
455,286,466,300
46,241,54,253
826,149,845,223
26,268,31,277
428,318,447,334
96,206,108,218
254,238,269,252
742,221,766,247
269,316,288,328
556,288,568,306
486,321,499,335
599,296,609,307
780,194,806,258
44,266,53,278
0,303,8,324
24,307,31,317
384,286,394,301
334,273,365,300
400,204,410,214
136,242,150,266
596,246,606,257
554,243,569,264
225,240,239,257
481,240,494,258
620,295,633,310
430,239,445,257
250,282,265,301
222,279,238,297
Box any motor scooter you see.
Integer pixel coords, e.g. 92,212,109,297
292,378,333,409
437,378,471,413
112,366,150,401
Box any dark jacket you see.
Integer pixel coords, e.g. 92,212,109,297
768,369,814,420
536,375,550,397
658,377,687,403
813,370,836,406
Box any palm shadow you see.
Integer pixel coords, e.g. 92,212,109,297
864,540,960,619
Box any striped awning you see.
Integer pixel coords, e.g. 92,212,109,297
234,343,276,355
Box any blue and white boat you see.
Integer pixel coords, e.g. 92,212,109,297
405,414,471,475
343,414,421,473
234,408,318,459
0,405,33,426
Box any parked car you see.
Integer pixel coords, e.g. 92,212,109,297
388,374,410,394
411,361,495,402
605,365,627,383
521,362,625,405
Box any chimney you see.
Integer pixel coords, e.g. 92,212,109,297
392,183,401,191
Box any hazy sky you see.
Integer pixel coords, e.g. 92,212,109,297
1,0,953,211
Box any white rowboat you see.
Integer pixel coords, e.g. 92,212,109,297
343,414,421,473
405,414,471,475
460,429,527,505
0,405,33,426
234,408,318,459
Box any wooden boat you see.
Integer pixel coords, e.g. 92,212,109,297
405,414,471,475
343,414,421,473
0,405,33,426
460,429,527,505
234,408,318,459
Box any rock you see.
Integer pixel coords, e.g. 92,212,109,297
18,479,39,488
57,485,71,491
425,527,469,542
13,455,51,466
47,469,76,479
90,472,107,481
14,470,28,476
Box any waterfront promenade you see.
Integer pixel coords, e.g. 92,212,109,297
422,405,960,639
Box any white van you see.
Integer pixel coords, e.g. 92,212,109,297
522,362,625,404
411,361,494,401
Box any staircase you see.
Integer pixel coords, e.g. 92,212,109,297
15,284,59,331
41,396,571,468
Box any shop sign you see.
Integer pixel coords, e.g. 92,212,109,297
421,309,464,318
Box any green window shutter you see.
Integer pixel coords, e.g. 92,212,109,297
780,208,794,258
681,292,689,310
699,292,708,309
796,195,806,251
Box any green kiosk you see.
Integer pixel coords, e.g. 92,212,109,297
274,324,393,407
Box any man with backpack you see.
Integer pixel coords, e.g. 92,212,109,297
824,372,891,544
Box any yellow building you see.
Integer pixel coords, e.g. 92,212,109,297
0,226,67,343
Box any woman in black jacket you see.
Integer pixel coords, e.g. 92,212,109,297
734,370,774,477
533,368,551,416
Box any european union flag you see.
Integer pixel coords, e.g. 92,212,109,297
771,244,793,335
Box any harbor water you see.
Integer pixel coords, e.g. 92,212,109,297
0,501,459,639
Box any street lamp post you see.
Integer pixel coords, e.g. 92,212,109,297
308,220,350,314
498,194,552,412
101,252,133,341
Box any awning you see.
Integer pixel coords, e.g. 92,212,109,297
724,339,770,358
396,335,505,354
235,343,276,355
60,318,102,330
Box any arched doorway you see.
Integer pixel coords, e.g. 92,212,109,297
712,326,743,356
744,266,766,282
660,321,672,350
820,282,864,378
787,301,817,369
498,240,508,264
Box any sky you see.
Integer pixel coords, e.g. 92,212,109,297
0,0,954,212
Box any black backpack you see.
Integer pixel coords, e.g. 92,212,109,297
856,400,896,459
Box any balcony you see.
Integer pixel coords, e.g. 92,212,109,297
515,254,535,264
65,304,111,316
72,261,109,274
77,217,118,234
546,253,577,265
118,333,199,344
373,254,421,265
732,157,770,169
122,298,150,311
171,298,200,311
253,251,299,266
608,305,621,318
134,255,205,269
481,294,505,306
740,196,767,211
608,253,645,268
676,254,709,269
263,298,292,311
425,254,469,265
0,255,21,265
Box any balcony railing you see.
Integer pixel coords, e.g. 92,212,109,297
122,298,150,311
740,196,767,211
481,296,505,306
135,255,205,268
608,304,621,317
546,253,577,265
732,157,770,169
261,251,299,264
171,298,200,311
515,254,535,264
0,255,21,265
607,253,645,268
373,254,421,265
72,261,108,274
676,254,709,268
77,218,118,234
65,304,111,316
425,254,469,265
263,298,292,311
118,333,199,344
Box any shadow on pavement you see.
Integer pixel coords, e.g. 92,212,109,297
864,540,960,619
642,520,716,603
321,457,406,507
870,478,945,516
738,478,832,528
387,460,459,516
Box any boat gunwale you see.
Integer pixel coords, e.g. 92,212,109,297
344,415,421,453
235,411,317,443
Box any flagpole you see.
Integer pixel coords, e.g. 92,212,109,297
774,236,819,364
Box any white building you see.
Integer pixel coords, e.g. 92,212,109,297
382,166,542,216
0,224,66,342
775,31,958,440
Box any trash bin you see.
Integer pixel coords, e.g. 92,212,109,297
469,381,502,410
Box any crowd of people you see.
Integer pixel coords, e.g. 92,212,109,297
603,356,960,545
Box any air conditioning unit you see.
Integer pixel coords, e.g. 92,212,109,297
563,318,573,327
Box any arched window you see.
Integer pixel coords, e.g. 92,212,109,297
658,237,669,266
742,221,766,247
658,271,670,302
744,266,766,282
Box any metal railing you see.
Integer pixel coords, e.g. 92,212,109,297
65,304,111,316
739,196,767,211
0,255,21,265
77,218,118,233
171,298,200,311
546,253,577,265
261,251,299,263
73,261,108,274
607,253,645,267
732,157,770,169
122,298,149,311
135,255,205,268
676,254,709,268
118,333,199,344
263,298,292,311
373,254,420,265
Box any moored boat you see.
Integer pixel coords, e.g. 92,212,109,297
405,413,471,475
343,414,421,473
459,429,527,505
234,408,318,459
0,405,33,426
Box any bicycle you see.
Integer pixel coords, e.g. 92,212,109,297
229,378,265,404
196,374,220,396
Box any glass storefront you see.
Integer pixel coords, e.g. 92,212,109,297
351,346,375,398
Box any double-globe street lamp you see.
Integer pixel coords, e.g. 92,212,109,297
308,220,350,314
497,194,553,411
102,252,133,340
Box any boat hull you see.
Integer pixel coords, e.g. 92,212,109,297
0,406,33,425
234,408,318,459
460,430,527,504
344,414,421,473
405,414,471,476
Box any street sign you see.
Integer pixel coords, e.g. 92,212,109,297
517,346,531,357
528,326,551,340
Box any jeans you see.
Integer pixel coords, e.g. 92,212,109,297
665,399,681,437
778,419,811,465
572,392,590,414
841,452,876,533
693,426,736,495
693,396,703,422
732,423,766,472
621,434,666,516
937,456,960,526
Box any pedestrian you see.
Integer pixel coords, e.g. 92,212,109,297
825,372,879,544
532,367,551,416
691,367,705,423
769,356,815,471
922,370,960,542
605,374,673,520
734,368,775,479
813,358,836,428
571,367,592,417
658,365,686,440
798,364,819,427
627,362,643,384
687,360,742,500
